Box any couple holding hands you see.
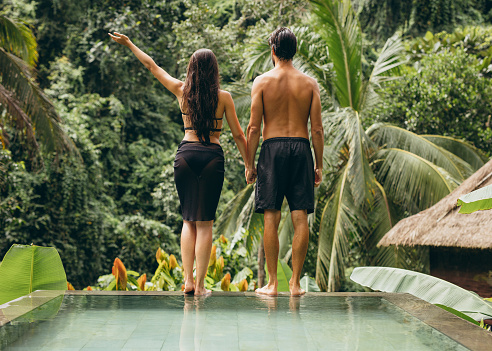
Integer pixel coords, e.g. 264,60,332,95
109,27,324,297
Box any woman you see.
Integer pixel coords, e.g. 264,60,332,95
109,32,249,296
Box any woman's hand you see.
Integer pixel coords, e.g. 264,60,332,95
108,32,131,47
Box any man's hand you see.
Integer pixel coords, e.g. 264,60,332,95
314,168,322,187
108,32,132,47
246,167,257,184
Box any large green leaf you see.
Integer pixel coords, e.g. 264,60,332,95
310,0,362,109
457,184,492,214
350,267,492,321
265,259,292,292
0,244,67,305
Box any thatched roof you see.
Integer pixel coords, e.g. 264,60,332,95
378,159,492,249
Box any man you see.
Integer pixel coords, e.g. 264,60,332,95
246,27,324,296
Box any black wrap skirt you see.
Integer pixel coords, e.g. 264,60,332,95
173,141,225,221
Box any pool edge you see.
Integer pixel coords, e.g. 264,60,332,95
384,293,492,351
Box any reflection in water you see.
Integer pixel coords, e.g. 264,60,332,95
180,295,208,351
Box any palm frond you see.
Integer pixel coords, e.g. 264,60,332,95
0,14,37,66
0,83,38,150
366,181,416,269
241,37,272,82
224,81,253,122
293,26,334,94
215,184,255,239
376,148,459,212
0,48,74,154
368,35,405,87
328,108,376,206
310,0,362,109
360,35,405,111
421,135,488,171
316,166,359,291
368,123,474,181
237,188,263,255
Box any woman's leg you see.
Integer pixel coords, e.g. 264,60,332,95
194,220,214,295
181,220,197,293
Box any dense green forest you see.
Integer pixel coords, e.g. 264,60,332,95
1,0,491,290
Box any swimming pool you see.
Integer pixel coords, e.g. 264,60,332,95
1,291,491,350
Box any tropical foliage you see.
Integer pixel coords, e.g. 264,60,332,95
0,13,72,157
1,0,491,292
91,241,257,292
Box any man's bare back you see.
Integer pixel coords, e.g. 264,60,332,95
253,63,318,140
247,59,323,182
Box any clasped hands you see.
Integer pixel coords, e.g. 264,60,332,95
245,167,257,184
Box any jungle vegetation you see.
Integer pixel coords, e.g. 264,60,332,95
1,0,490,289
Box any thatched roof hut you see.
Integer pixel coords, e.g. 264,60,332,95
378,159,492,249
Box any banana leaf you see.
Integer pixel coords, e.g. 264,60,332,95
300,276,320,292
457,184,492,214
0,245,67,305
350,266,492,321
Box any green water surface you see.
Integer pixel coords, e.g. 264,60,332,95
0,295,468,350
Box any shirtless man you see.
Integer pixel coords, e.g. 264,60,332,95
246,27,324,296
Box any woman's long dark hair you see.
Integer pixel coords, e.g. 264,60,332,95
182,49,220,144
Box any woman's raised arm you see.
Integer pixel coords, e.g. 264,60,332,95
108,32,183,97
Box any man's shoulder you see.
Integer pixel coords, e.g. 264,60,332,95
297,70,317,86
253,71,275,84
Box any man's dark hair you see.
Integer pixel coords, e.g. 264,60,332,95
268,27,297,61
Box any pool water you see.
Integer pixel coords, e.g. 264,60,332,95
0,294,469,350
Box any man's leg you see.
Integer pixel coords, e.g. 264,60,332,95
289,210,309,296
256,209,281,296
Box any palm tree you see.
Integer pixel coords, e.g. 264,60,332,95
0,14,72,156
217,0,488,291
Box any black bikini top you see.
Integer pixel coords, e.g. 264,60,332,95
183,117,223,133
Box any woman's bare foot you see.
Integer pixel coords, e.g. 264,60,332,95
289,280,305,296
194,287,211,296
183,279,195,294
255,283,278,296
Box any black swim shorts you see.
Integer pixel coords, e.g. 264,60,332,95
255,137,314,214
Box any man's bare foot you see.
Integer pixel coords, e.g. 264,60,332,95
183,279,194,294
194,287,211,296
255,283,278,296
289,280,305,296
